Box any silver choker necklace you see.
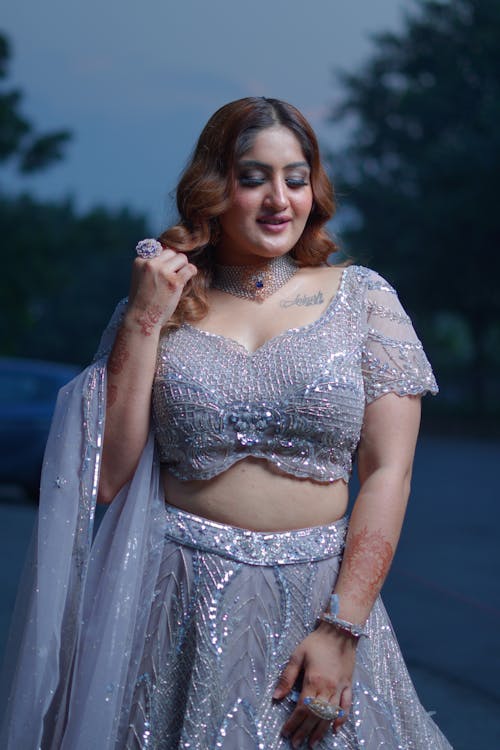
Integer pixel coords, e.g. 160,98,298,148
212,254,298,302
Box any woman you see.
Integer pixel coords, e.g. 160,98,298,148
1,97,452,749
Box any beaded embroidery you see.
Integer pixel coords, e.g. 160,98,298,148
212,254,298,302
152,266,438,482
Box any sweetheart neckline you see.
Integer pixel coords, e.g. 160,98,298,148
180,265,353,357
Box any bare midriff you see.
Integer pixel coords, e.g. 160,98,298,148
161,457,349,532
159,265,350,532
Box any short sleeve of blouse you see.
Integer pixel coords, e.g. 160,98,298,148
361,269,438,403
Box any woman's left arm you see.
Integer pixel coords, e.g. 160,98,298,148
275,393,422,748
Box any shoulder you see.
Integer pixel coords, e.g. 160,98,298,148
300,263,345,283
341,266,404,309
344,265,396,291
300,263,399,302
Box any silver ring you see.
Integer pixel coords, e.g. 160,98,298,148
135,238,163,259
303,696,345,721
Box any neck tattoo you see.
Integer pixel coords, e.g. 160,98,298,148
212,254,298,302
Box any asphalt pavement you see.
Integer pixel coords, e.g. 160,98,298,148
0,435,499,749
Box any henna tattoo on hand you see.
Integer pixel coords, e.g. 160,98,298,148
107,327,130,375
341,526,393,606
134,304,163,336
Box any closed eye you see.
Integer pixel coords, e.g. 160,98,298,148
286,178,309,187
239,177,266,187
238,177,309,188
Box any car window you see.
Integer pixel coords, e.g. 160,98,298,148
0,372,60,404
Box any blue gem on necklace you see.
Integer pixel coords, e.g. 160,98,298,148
212,254,298,301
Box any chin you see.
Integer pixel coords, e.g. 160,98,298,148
254,237,298,256
252,249,293,262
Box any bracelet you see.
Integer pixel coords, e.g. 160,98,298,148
318,594,369,639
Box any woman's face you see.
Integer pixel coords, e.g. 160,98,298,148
216,125,313,265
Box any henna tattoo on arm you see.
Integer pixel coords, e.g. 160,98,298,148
340,526,394,607
106,305,162,409
134,304,163,336
106,383,118,408
107,327,130,375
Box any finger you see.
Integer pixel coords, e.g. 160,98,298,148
159,251,189,272
303,691,339,748
135,248,184,272
307,719,331,748
308,704,335,746
332,685,352,734
291,714,325,750
273,652,302,700
281,700,318,745
175,263,198,284
158,247,177,260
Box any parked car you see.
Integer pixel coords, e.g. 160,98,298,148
0,358,80,499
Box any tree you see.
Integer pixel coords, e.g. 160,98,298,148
0,30,149,364
0,193,149,365
329,0,500,416
0,33,71,174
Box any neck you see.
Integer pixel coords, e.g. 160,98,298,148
213,249,284,268
211,253,298,303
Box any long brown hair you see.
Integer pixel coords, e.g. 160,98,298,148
158,97,339,328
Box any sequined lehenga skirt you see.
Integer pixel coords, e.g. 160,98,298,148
120,505,452,750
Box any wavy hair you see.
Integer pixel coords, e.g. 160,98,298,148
158,97,339,328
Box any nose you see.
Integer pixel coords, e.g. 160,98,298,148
264,178,289,211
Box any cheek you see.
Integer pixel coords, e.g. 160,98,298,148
295,193,314,219
223,196,259,227
233,193,260,215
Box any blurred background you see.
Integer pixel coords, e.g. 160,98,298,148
0,1,499,747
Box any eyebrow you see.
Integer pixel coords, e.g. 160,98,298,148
238,160,310,170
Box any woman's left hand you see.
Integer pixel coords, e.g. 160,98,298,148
273,624,357,748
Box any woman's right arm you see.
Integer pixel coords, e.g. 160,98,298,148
97,248,197,504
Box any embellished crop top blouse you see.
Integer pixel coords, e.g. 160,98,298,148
151,265,438,483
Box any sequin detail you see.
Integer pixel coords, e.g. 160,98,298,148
152,266,438,482
163,504,347,565
122,507,452,749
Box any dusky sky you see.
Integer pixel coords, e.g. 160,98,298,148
3,0,410,230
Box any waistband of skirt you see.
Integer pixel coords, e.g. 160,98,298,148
163,504,348,566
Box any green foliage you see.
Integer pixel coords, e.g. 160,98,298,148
0,30,150,364
0,193,149,365
0,32,71,174
330,0,500,418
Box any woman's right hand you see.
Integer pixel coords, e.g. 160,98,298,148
99,247,197,503
127,247,198,333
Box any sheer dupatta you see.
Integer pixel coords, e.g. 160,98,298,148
0,301,167,749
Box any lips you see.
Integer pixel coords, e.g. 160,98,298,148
257,216,291,225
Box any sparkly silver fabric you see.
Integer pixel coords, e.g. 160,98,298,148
0,283,451,750
121,506,451,749
152,266,438,482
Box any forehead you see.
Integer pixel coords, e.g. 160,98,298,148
239,125,307,166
